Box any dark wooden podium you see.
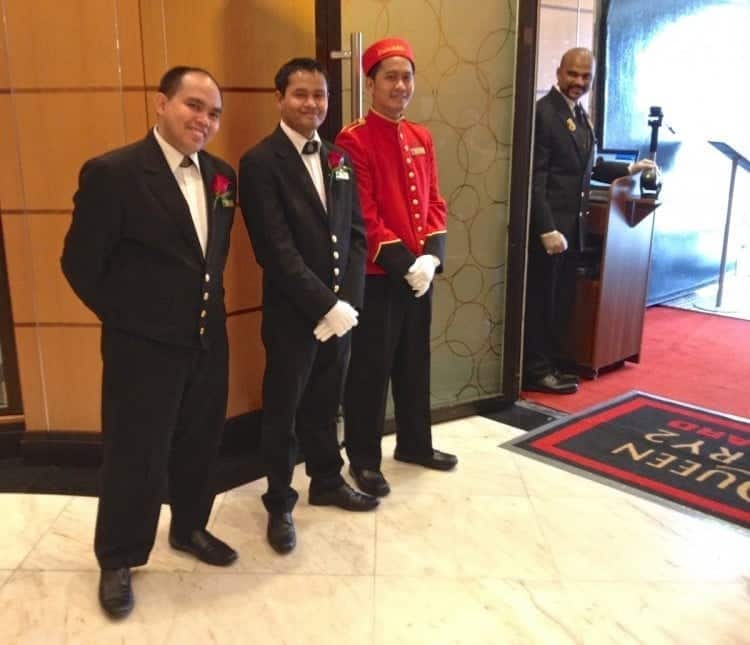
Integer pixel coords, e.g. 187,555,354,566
561,176,660,377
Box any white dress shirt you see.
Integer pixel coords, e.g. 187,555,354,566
279,120,327,211
153,126,208,255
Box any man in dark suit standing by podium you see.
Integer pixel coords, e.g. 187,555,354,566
524,47,655,394
62,67,238,619
239,58,378,557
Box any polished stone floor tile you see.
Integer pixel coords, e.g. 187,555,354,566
376,492,558,580
421,415,521,440
533,495,750,582
0,570,174,644
20,497,97,571
373,577,579,645
21,493,228,573
0,494,70,569
163,573,373,644
1,416,749,644
561,581,750,644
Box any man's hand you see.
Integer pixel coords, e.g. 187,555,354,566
405,255,440,297
316,300,359,339
629,159,657,175
540,230,568,255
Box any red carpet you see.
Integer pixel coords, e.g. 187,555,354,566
522,306,750,419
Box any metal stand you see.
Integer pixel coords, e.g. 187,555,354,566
694,141,750,313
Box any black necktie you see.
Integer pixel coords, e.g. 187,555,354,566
574,104,586,127
302,140,319,155
574,104,590,156
179,155,193,168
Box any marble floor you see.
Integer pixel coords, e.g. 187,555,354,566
1,416,749,644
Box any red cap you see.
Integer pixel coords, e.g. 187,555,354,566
362,37,415,75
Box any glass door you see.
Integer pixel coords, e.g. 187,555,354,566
335,1,519,410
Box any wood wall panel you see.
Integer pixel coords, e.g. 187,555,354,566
224,215,261,313
211,91,283,171
117,0,148,87
0,12,8,87
226,311,264,417
26,214,98,324
18,326,102,431
138,1,168,79
13,327,46,430
122,90,150,143
1,0,137,89
0,97,23,208
1,214,34,322
38,326,102,431
140,0,315,88
13,93,136,210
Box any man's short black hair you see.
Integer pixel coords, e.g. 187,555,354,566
275,58,328,95
366,59,416,80
158,66,222,100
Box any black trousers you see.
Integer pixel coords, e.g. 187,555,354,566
523,237,579,380
344,275,433,470
94,327,228,570
259,311,348,514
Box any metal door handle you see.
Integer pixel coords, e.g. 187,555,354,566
330,32,363,120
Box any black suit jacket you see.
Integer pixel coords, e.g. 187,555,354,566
61,131,236,348
532,88,628,246
238,126,366,328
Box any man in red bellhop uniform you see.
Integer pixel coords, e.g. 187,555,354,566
336,37,458,498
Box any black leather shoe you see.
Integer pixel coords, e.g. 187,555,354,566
99,567,134,619
267,512,296,554
349,465,390,497
169,529,238,566
393,448,458,471
309,482,379,511
524,372,579,394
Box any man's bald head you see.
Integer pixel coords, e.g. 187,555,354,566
557,48,595,101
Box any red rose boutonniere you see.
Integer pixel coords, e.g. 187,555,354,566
211,173,234,207
327,150,351,181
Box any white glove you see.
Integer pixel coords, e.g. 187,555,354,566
406,255,439,297
321,300,358,337
313,319,335,342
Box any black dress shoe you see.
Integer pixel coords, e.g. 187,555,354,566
394,448,458,471
169,529,238,566
349,465,390,497
309,482,379,511
524,372,579,394
267,512,296,554
99,567,134,619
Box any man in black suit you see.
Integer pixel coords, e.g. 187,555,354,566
62,66,238,619
524,48,655,394
239,58,378,556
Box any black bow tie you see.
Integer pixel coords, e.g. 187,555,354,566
179,155,194,168
302,140,319,155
